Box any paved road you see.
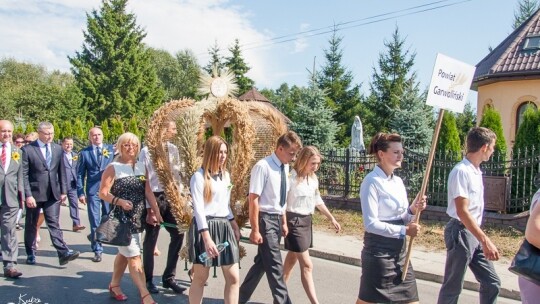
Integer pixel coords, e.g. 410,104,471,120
1,206,522,304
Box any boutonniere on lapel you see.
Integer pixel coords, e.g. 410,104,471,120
138,175,146,182
72,154,79,162
102,148,110,158
11,151,20,163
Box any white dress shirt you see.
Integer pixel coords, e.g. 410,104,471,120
249,153,289,215
360,165,413,239
190,168,234,231
286,170,324,215
139,143,182,193
446,158,485,226
1,141,12,170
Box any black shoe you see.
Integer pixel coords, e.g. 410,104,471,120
87,234,92,242
163,279,186,294
146,281,159,294
91,252,102,263
26,255,36,265
59,250,80,266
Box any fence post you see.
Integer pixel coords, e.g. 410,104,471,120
345,148,350,197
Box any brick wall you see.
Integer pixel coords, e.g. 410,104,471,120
323,196,529,232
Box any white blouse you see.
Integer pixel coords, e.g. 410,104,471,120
190,168,234,231
286,170,325,215
359,165,413,239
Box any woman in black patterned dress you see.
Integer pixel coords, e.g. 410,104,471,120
99,132,163,304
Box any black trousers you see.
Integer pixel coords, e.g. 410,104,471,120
143,192,184,282
24,199,69,257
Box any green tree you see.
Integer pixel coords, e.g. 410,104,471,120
62,120,74,138
317,27,364,146
204,40,225,74
261,83,301,121
127,115,141,139
101,120,111,143
513,0,539,29
224,39,255,95
73,118,86,141
290,83,339,150
25,123,35,134
479,106,507,158
175,49,201,99
110,116,125,142
455,102,476,145
437,112,461,159
53,121,62,141
365,27,430,146
86,119,95,133
69,0,164,123
514,106,540,153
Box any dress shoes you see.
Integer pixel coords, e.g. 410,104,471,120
26,255,36,265
59,250,80,266
4,268,23,279
162,279,186,294
146,281,159,294
91,252,102,263
72,225,86,232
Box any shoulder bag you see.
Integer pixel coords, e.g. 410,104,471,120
95,201,132,246
508,238,540,285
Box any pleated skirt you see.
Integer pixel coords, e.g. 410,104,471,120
188,217,239,267
358,219,419,303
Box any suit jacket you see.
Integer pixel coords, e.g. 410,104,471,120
22,141,67,202
77,144,114,197
63,151,78,189
0,145,24,208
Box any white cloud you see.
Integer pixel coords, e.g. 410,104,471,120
0,0,277,86
292,23,310,54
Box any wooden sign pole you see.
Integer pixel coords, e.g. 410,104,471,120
401,108,445,281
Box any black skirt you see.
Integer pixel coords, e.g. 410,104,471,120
284,212,312,252
188,217,239,267
358,219,419,303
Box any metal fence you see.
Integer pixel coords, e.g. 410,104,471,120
318,146,540,214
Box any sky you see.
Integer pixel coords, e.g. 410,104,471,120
0,0,522,106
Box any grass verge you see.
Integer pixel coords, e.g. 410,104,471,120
312,208,523,259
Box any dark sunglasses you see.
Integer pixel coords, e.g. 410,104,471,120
14,140,25,144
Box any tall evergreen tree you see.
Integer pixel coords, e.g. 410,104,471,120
261,83,301,121
455,102,476,145
513,0,540,29
101,120,111,143
365,27,432,146
224,39,255,95
290,82,339,150
317,27,363,146
479,106,507,158
437,113,461,160
514,106,540,153
204,40,225,75
175,49,201,99
69,0,164,123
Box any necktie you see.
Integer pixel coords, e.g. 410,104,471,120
45,144,51,168
280,163,286,207
96,147,102,164
1,144,6,168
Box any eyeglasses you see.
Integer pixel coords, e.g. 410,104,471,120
14,140,25,144
122,143,138,148
39,131,54,136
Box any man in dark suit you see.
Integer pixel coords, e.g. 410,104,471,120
77,127,114,262
22,122,80,266
61,137,85,232
0,120,24,278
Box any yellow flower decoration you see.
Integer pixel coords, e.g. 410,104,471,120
11,151,20,163
102,148,110,158
72,154,78,162
138,175,146,182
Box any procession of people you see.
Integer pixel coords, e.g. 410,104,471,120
0,118,518,304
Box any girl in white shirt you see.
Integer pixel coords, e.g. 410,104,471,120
357,132,426,304
282,146,341,304
188,136,240,304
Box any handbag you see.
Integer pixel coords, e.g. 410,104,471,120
508,238,540,284
95,203,132,246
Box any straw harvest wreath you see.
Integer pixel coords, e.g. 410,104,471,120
145,71,288,260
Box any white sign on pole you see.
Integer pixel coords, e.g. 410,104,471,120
426,53,476,113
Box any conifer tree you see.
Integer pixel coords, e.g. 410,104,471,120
455,102,476,145
73,118,86,141
224,39,255,95
290,82,339,150
53,121,62,141
514,106,540,154
25,123,35,134
436,113,461,160
127,115,141,139
204,40,225,74
69,0,164,122
101,120,111,143
62,121,74,138
317,27,363,146
513,0,540,29
365,27,432,147
110,116,125,142
479,106,507,158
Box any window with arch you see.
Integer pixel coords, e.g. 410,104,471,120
516,102,538,134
